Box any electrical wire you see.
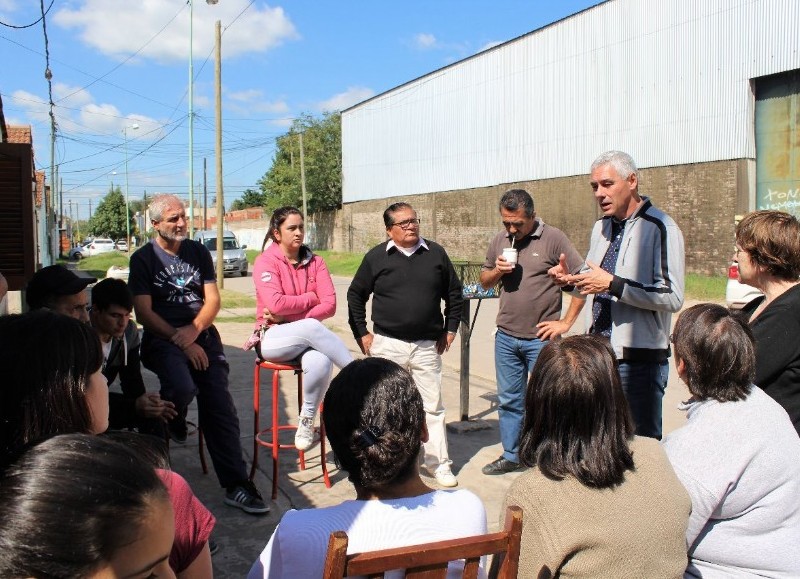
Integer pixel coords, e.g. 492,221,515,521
0,0,54,29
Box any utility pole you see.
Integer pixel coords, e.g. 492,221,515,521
214,19,224,287
59,176,63,256
203,157,208,230
299,131,307,221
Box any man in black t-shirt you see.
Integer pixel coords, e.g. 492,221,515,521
129,194,267,515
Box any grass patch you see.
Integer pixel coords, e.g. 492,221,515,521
69,253,130,279
314,251,364,277
219,288,256,309
686,273,727,302
215,315,255,324
245,248,364,277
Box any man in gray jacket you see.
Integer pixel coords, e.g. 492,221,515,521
549,150,684,439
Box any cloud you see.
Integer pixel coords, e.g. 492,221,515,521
317,87,375,112
224,89,289,116
53,82,94,108
11,87,160,138
228,89,264,103
53,0,300,64
271,117,295,128
0,0,20,14
413,33,438,50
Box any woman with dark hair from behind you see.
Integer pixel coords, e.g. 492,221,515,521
252,205,353,451
0,433,175,579
663,303,800,577
504,334,689,578
0,310,107,460
735,210,800,435
248,357,487,578
0,311,215,579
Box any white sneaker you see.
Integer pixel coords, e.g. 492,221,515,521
433,464,458,488
294,416,315,451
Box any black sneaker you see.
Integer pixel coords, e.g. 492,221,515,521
167,416,188,444
208,538,219,556
224,480,269,515
481,456,524,475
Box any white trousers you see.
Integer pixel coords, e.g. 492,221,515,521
258,318,354,418
370,333,451,471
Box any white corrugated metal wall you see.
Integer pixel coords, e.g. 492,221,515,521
342,0,800,202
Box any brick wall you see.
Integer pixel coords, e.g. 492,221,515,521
311,159,748,276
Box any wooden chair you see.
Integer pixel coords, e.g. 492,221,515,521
322,505,522,579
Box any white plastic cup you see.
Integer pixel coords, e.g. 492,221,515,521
502,247,518,267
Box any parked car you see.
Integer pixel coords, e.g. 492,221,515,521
87,238,116,256
68,244,87,261
194,230,248,277
725,261,762,309
115,239,128,252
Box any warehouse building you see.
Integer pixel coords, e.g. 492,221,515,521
331,0,800,274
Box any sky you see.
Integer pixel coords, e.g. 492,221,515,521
1,0,602,222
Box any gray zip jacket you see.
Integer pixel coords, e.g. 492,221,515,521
575,196,684,361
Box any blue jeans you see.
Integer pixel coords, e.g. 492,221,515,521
618,360,669,440
494,330,545,463
141,326,248,488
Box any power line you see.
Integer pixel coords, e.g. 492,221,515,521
56,4,186,105
0,0,53,29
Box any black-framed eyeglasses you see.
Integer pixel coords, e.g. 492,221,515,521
391,218,421,229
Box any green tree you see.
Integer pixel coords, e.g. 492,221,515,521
230,188,267,211
258,112,342,214
88,186,135,239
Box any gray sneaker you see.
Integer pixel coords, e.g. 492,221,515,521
224,481,269,515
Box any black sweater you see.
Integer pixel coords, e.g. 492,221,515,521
347,240,463,342
743,283,800,436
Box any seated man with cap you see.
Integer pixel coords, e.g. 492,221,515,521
25,264,95,322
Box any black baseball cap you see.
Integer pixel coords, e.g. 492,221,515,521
26,265,97,309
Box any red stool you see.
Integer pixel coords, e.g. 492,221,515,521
249,359,331,500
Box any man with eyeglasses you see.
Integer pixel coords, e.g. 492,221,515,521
479,189,586,475
90,277,176,433
347,202,463,488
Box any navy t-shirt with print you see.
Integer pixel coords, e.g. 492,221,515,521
129,239,216,327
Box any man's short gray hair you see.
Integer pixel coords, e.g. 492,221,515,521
591,151,638,180
149,194,183,222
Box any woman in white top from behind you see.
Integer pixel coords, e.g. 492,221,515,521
248,357,487,578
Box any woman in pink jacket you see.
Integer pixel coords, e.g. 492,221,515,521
253,206,354,451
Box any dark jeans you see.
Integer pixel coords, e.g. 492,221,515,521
618,360,669,440
141,326,247,488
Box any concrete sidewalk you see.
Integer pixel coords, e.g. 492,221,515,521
161,274,693,577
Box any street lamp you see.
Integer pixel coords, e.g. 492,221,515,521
189,0,219,239
124,123,139,253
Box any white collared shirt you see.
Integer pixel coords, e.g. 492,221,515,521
386,238,428,257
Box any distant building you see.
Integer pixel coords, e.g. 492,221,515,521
338,0,800,274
